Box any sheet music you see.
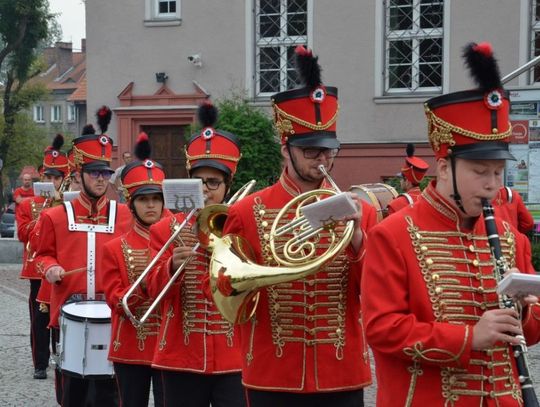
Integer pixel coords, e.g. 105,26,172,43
63,191,80,202
301,192,358,229
162,179,205,211
33,182,56,198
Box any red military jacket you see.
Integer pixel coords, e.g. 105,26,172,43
16,196,47,279
493,187,534,235
387,186,423,216
102,220,161,366
362,181,540,406
223,169,377,393
34,192,132,327
147,213,242,374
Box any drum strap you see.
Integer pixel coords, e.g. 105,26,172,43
64,201,117,300
505,186,513,204
399,193,414,206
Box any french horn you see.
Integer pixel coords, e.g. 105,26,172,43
208,165,355,324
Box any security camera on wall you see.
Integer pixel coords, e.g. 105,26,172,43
187,54,202,67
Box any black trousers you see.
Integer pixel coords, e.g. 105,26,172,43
160,370,246,407
29,279,50,370
114,362,164,407
246,388,364,407
52,328,118,407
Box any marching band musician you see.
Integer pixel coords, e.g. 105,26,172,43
362,43,540,406
34,106,132,407
386,143,429,215
101,132,166,407
222,46,377,407
493,186,534,235
16,134,69,380
146,101,246,407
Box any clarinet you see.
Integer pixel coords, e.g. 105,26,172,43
482,198,539,406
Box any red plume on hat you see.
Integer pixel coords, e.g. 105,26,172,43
96,106,112,134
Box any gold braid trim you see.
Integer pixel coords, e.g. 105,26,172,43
73,146,111,167
122,179,163,200
425,106,510,152
185,151,241,167
273,103,339,136
403,325,470,364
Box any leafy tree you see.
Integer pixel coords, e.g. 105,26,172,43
199,95,282,194
0,0,57,207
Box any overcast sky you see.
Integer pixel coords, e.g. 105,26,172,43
48,0,86,50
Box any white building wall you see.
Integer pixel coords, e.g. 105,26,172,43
87,0,530,145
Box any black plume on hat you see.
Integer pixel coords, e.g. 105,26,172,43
52,133,64,151
197,101,218,127
82,124,95,135
406,143,415,157
135,132,151,161
463,42,502,91
96,106,112,134
295,45,322,89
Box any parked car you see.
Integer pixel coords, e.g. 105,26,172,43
0,203,15,238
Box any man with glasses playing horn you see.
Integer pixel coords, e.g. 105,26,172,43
102,132,167,407
221,46,377,407
362,43,540,406
34,106,132,407
145,100,246,407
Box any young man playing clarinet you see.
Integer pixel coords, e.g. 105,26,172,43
362,42,540,406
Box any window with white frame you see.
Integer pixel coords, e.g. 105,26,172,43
51,105,62,123
67,104,76,123
158,0,176,16
531,0,540,82
383,0,444,95
254,0,309,97
33,105,44,123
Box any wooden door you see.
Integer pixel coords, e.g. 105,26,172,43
141,125,188,179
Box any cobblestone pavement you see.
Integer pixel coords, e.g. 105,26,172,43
2,262,540,406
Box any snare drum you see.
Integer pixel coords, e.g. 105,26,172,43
58,300,114,378
349,183,398,222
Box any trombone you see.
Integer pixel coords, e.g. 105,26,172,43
121,179,256,327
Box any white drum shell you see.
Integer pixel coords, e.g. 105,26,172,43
59,301,114,378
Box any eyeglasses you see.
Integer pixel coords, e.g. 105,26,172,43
86,170,113,180
194,177,225,190
300,148,339,159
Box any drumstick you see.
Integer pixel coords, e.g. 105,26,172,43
60,267,87,278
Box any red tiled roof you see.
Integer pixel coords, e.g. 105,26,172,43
68,73,87,102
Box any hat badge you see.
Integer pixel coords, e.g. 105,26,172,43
144,159,154,168
99,135,109,145
52,150,59,158
485,90,503,110
202,127,214,140
310,86,326,104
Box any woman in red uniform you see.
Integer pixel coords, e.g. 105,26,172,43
146,101,246,407
102,133,167,407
